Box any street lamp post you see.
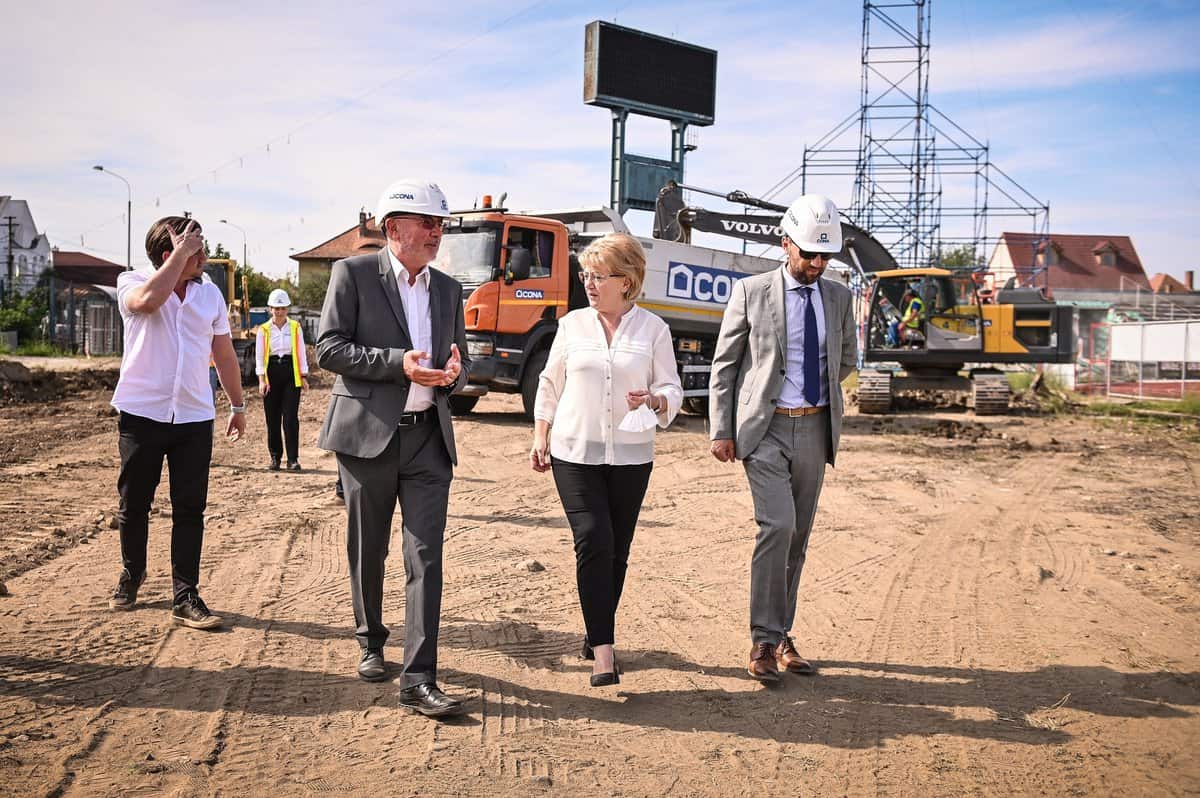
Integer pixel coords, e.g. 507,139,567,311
218,219,248,271
92,165,131,270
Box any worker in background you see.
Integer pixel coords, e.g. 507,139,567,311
709,194,857,684
108,217,246,630
880,295,902,347
256,289,310,471
898,285,925,345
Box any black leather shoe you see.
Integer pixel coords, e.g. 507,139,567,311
357,649,386,682
398,683,465,718
590,658,621,688
268,457,281,471
109,569,144,610
171,593,223,630
286,461,301,471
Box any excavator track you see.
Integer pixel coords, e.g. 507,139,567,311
971,373,1011,415
858,370,893,414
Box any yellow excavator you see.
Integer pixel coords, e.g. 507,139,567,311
858,268,1075,414
203,257,257,383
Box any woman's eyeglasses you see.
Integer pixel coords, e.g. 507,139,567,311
578,270,617,285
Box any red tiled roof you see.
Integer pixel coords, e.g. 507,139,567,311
51,251,125,287
997,232,1149,291
1149,273,1189,294
290,216,385,261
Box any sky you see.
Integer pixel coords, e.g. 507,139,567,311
6,0,1199,283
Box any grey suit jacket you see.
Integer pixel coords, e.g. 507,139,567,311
315,248,470,464
708,269,857,465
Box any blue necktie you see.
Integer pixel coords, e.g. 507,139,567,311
802,286,821,406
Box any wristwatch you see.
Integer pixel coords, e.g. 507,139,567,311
230,404,246,414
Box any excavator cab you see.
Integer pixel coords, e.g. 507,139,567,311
866,268,984,363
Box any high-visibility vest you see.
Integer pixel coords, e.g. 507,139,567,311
259,320,303,387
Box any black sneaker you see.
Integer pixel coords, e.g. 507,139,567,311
286,461,302,471
269,457,281,471
109,570,144,610
172,593,223,630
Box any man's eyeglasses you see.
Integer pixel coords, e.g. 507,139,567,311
797,249,835,261
390,214,448,232
578,270,617,285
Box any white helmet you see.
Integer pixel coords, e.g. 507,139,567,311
267,288,291,307
780,194,842,253
374,179,452,229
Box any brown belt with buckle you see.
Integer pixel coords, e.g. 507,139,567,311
775,405,827,417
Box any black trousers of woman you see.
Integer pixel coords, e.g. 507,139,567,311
263,355,302,462
551,459,653,647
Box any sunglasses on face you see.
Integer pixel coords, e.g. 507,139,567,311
391,215,447,232
578,270,618,285
797,249,835,261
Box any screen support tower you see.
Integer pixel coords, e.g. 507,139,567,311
766,1,1049,280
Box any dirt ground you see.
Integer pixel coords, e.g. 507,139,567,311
1,357,1198,797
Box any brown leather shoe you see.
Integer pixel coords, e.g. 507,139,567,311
776,636,816,675
747,642,781,683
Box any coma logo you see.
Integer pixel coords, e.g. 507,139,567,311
514,289,544,300
818,232,830,243
666,261,744,305
390,193,415,200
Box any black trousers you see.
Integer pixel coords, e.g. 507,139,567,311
263,356,301,462
551,459,653,647
116,412,213,603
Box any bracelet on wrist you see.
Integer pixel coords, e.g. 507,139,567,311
230,404,246,414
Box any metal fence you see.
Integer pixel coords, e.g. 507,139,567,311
1101,320,1200,400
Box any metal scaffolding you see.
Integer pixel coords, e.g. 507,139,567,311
764,0,1049,275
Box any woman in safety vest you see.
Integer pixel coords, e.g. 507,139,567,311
256,289,310,470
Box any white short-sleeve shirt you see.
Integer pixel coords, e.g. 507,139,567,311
111,268,231,423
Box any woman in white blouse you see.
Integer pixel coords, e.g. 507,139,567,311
530,233,683,687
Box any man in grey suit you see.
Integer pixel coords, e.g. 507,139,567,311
317,179,470,717
709,194,858,684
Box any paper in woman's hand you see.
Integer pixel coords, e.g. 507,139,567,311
618,403,659,433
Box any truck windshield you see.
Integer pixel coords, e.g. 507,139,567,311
431,230,498,286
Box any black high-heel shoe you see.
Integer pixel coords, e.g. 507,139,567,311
589,658,621,688
581,639,594,660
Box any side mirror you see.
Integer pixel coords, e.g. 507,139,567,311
505,247,532,284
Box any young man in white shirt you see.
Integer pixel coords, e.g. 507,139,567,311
108,217,246,629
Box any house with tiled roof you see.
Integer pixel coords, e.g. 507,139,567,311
988,232,1150,294
0,196,53,297
290,211,384,287
51,250,125,287
1149,272,1194,294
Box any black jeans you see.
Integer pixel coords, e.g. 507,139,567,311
116,412,213,603
551,459,652,647
263,356,301,462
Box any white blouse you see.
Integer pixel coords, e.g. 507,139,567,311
534,305,683,465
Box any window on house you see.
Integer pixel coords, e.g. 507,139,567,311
1099,251,1115,268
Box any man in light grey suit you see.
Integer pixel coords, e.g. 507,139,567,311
709,194,857,684
317,179,469,718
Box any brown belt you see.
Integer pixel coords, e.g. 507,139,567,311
775,405,827,417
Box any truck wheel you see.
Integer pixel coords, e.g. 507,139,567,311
448,395,479,416
521,349,548,420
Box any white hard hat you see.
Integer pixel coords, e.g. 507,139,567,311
267,288,291,307
780,194,843,253
375,179,452,229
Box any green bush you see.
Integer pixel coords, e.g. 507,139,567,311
0,270,50,343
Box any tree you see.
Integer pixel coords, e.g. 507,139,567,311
0,269,51,343
937,245,979,269
294,272,331,310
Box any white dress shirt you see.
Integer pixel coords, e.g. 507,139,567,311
778,266,829,408
255,319,310,376
111,268,231,423
387,247,434,412
534,305,683,465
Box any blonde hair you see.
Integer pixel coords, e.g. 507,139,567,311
579,233,646,300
